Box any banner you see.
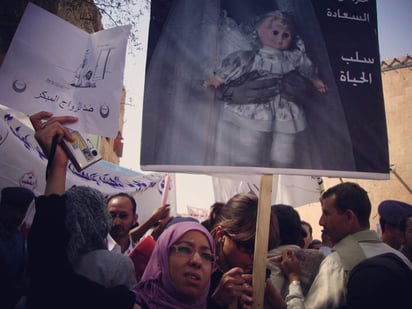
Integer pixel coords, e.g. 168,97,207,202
212,174,324,208
0,107,174,226
140,0,389,179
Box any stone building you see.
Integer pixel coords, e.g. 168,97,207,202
0,0,124,164
297,55,412,239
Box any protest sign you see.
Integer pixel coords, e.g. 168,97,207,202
0,3,130,137
140,0,388,179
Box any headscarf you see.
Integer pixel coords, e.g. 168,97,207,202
134,221,215,309
64,186,111,264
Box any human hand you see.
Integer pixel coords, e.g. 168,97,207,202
151,204,171,225
211,267,250,307
30,111,78,167
313,78,327,93
203,75,224,88
30,111,78,195
239,278,286,309
280,249,301,282
30,111,78,132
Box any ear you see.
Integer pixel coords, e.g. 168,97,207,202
345,209,358,226
215,225,225,242
133,213,138,225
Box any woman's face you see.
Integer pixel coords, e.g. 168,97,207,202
217,229,254,273
168,230,214,300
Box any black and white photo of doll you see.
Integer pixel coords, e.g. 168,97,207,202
140,0,382,176
204,10,327,167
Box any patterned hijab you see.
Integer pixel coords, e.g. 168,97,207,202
134,221,215,309
64,186,111,264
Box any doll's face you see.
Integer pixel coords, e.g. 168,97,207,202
257,17,293,50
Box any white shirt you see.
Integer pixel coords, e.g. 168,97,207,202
106,233,135,255
286,230,412,309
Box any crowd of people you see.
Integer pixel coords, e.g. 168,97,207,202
1,111,412,309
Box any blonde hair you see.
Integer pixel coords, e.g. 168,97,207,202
255,10,296,35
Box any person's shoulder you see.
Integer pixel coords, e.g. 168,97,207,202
349,252,412,292
105,250,135,266
224,49,257,62
352,252,412,275
283,48,305,58
318,250,343,270
346,253,412,308
81,249,134,268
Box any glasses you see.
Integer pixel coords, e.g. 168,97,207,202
171,244,215,264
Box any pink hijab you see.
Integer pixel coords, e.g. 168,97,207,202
134,221,215,309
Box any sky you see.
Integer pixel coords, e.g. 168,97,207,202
114,0,412,214
376,0,412,60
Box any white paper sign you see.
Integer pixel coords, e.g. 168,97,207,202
0,3,130,137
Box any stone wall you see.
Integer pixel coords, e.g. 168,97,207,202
297,55,412,239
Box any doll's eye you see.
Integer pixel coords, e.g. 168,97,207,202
282,33,291,39
272,31,290,39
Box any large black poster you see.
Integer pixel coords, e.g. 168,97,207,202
140,0,388,179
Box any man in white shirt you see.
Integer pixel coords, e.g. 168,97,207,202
107,193,138,254
107,193,171,255
282,182,412,309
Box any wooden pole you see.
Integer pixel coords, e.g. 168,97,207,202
252,174,273,309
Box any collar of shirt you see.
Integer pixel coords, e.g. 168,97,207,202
106,233,134,255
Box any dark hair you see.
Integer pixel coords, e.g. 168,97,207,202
400,214,412,233
107,192,137,214
207,202,226,229
210,193,280,251
308,239,322,249
255,10,296,35
321,182,371,228
301,220,313,237
272,204,304,247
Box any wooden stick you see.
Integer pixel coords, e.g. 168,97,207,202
161,174,171,206
252,175,273,309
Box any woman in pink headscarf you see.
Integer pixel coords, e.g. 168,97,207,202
28,111,214,309
134,221,215,309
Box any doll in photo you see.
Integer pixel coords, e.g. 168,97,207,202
204,10,327,167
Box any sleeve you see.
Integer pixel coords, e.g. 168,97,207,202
26,195,136,309
215,50,255,84
291,50,318,82
285,280,305,309
27,195,69,281
303,253,346,309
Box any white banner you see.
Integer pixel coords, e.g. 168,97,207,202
0,107,174,228
212,174,324,207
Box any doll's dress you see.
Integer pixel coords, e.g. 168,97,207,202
216,46,318,134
